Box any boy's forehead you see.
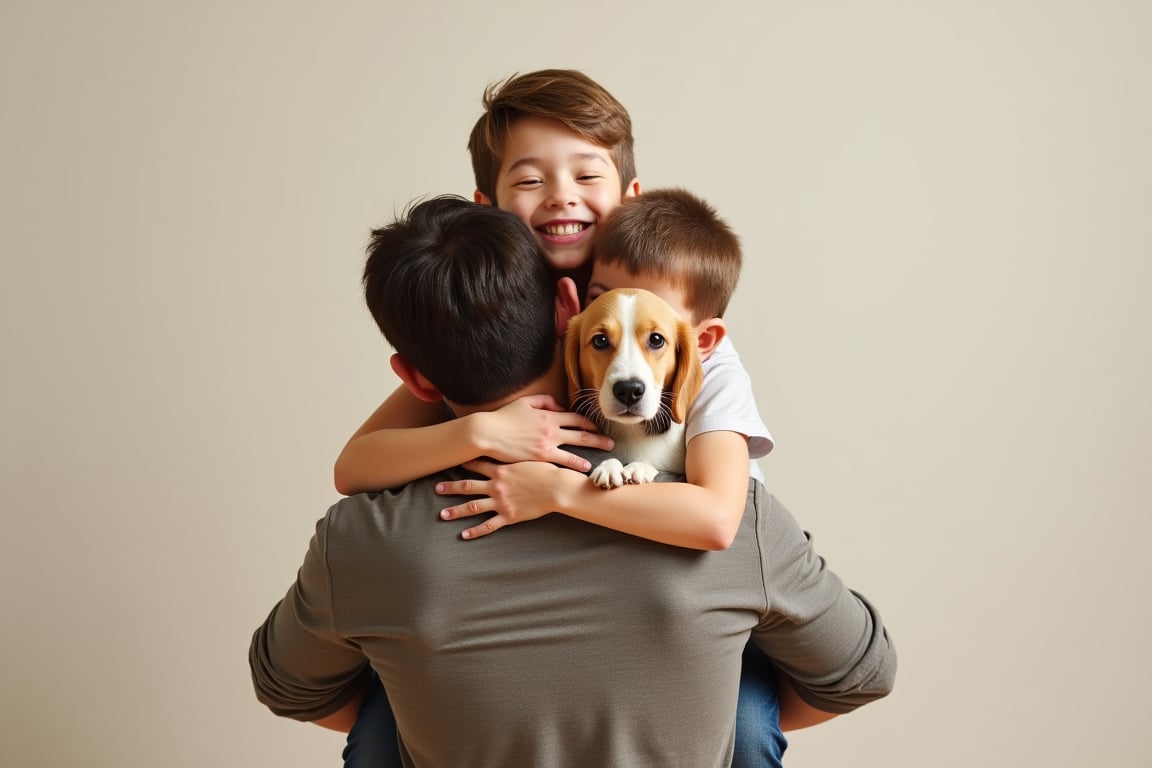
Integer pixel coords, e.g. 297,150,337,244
587,262,692,317
501,117,615,165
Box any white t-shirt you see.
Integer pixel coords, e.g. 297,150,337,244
686,336,773,482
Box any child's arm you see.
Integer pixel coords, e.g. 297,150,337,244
334,386,613,495
436,428,751,550
434,337,767,549
334,385,469,495
777,675,840,731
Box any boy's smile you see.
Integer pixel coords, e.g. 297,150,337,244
477,116,638,273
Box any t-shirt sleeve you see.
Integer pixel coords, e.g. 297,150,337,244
687,337,774,459
748,486,897,713
248,512,374,721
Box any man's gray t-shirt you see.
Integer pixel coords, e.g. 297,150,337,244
250,473,895,767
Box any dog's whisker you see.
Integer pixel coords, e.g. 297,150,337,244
571,389,610,433
644,397,674,436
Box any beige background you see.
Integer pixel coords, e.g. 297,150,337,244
2,1,1149,766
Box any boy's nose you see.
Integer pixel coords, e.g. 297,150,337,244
547,181,579,208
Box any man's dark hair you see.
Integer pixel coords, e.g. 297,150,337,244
363,196,557,405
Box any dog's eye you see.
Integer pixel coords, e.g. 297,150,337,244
591,334,611,350
647,333,667,350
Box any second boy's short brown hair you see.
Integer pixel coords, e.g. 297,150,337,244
593,188,742,322
468,69,636,205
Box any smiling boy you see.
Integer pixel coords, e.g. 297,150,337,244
467,70,640,282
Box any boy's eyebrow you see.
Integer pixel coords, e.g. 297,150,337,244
505,152,610,174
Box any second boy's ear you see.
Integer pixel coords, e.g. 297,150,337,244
389,354,444,403
694,318,727,359
473,190,493,206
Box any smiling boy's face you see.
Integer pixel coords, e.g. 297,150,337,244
475,116,639,274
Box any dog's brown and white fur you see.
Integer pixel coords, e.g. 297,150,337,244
565,288,704,488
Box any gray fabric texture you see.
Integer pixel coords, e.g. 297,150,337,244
250,471,896,767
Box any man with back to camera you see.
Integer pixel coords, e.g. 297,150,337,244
249,196,896,767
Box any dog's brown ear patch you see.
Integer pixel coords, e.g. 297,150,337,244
669,319,704,423
564,314,585,409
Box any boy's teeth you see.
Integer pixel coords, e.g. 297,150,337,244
544,223,584,236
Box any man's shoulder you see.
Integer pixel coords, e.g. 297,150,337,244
333,465,476,506
322,477,447,531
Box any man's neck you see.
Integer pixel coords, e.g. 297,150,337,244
447,357,568,418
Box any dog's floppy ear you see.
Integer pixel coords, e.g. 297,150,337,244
669,319,704,423
564,313,585,409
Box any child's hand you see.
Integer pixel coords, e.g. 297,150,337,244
437,459,577,540
472,395,613,473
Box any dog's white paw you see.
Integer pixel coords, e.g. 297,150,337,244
621,462,658,485
590,459,627,489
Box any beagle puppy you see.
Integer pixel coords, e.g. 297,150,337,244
565,288,704,488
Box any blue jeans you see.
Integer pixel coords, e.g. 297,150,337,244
343,675,402,768
344,642,785,767
733,641,787,768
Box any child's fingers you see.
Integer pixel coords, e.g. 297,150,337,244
439,497,495,519
554,450,592,472
461,459,500,477
437,479,480,496
561,428,614,452
436,479,486,496
557,412,605,433
460,515,506,540
521,394,563,412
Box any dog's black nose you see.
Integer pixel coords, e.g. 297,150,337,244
613,379,645,406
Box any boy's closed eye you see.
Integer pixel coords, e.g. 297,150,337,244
584,282,616,306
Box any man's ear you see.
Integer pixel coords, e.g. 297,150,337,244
554,277,582,338
623,178,641,199
474,190,493,206
694,318,727,359
389,354,443,403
